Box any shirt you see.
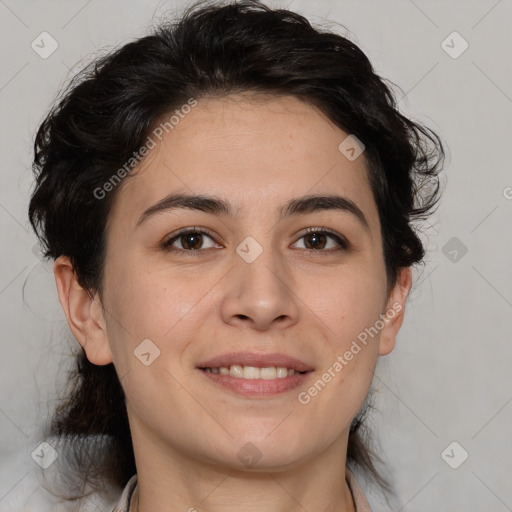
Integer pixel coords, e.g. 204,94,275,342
111,466,373,511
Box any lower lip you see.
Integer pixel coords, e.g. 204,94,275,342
198,369,313,397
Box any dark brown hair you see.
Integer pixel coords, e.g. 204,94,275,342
28,0,444,506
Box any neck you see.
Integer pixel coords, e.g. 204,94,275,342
128,420,356,512
131,479,355,512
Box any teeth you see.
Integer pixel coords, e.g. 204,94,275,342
230,365,244,378
260,367,277,379
242,366,260,379
204,365,300,379
276,367,288,378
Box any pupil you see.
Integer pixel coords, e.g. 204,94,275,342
184,233,202,250
306,232,326,250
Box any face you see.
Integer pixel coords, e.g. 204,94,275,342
58,93,410,471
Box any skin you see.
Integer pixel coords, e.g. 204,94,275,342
54,93,411,512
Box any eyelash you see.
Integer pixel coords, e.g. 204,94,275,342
161,226,349,256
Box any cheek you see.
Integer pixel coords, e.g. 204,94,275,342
308,267,386,342
104,262,212,367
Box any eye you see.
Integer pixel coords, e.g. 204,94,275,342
291,227,349,254
161,227,220,253
161,226,349,255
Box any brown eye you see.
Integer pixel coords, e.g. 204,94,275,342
292,228,349,253
179,232,204,250
162,228,218,252
303,232,328,250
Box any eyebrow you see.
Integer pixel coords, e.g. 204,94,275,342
136,192,371,232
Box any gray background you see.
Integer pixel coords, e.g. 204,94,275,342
0,0,511,510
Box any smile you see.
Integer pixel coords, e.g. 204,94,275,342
198,366,314,397
201,365,307,379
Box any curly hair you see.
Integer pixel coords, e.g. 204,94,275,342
28,0,444,506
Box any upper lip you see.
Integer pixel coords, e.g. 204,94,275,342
197,351,315,373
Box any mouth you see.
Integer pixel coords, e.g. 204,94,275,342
197,351,315,373
198,365,309,378
196,352,315,397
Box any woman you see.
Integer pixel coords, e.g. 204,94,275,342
28,0,444,510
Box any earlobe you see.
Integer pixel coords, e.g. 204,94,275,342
53,255,113,365
378,267,412,356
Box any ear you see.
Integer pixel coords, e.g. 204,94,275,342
53,255,113,365
378,267,412,356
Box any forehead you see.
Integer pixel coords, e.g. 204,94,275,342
107,93,379,232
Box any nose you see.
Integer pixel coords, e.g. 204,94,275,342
219,245,300,332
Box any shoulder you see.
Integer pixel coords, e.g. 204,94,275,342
111,474,138,512
345,466,374,512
